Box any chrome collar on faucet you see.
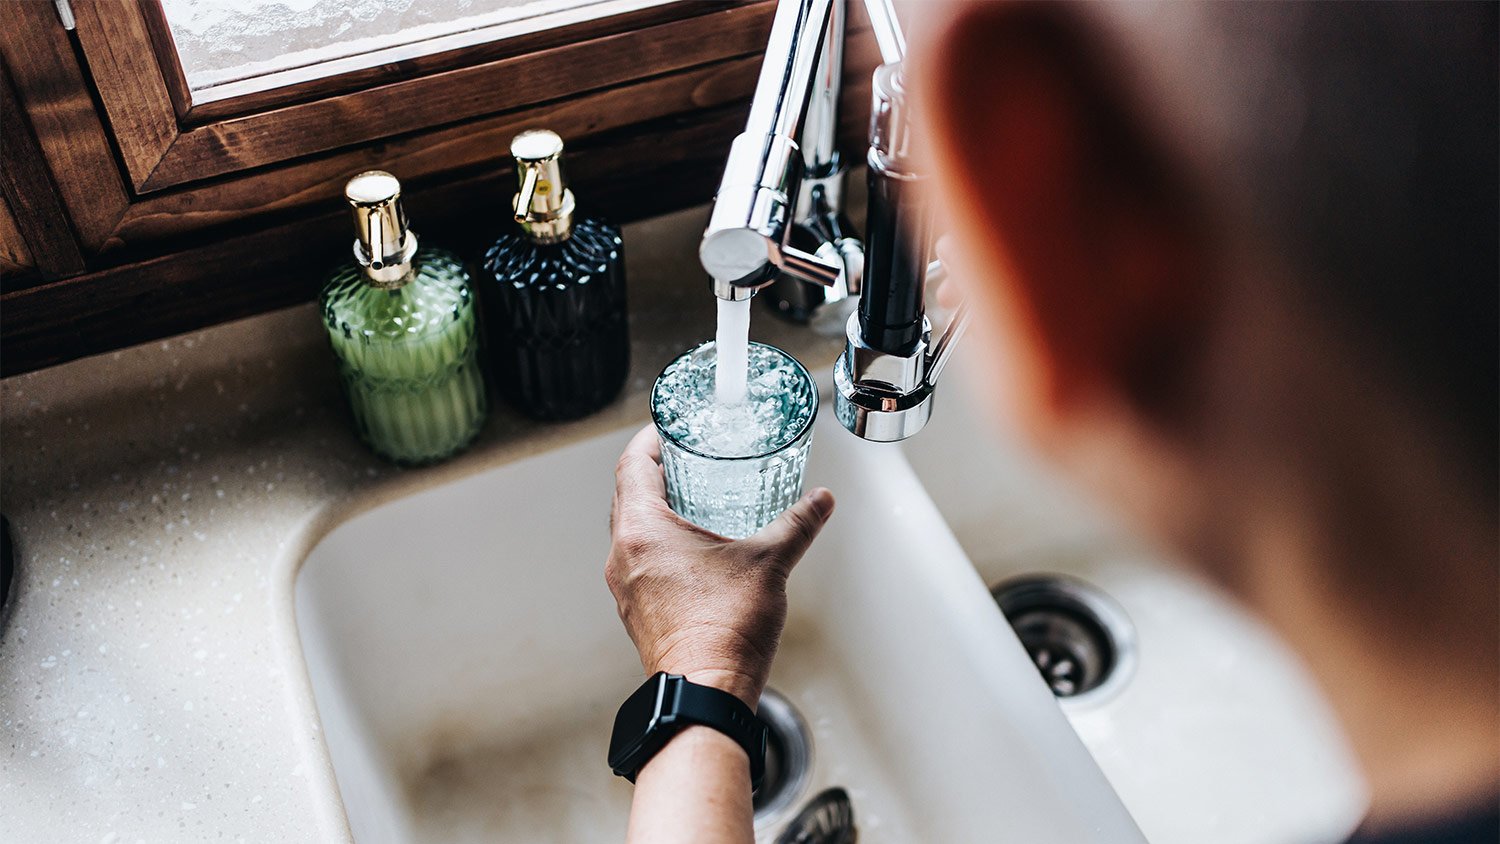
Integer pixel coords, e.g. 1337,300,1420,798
833,39,971,442
834,260,971,441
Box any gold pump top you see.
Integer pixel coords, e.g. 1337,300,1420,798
510,129,576,244
345,170,419,286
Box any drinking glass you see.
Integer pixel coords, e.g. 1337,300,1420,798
650,341,818,539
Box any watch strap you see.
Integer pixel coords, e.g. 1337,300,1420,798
609,672,768,789
671,678,767,788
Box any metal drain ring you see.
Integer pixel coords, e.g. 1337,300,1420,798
777,787,856,844
992,575,1137,704
753,688,815,826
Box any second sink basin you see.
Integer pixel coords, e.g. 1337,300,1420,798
902,359,1369,844
294,414,1143,843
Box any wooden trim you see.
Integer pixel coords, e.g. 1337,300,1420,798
0,0,776,251
74,0,780,193
0,103,735,376
0,63,86,283
1,77,874,377
106,35,879,254
94,24,879,256
0,1,131,253
69,0,180,188
177,1,744,123
0,0,781,252
0,196,34,276
102,52,769,252
0,0,883,374
135,0,194,120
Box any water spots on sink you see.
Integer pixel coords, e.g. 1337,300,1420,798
398,711,633,844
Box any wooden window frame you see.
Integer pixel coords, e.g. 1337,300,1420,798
144,0,705,122
79,0,772,193
0,0,879,376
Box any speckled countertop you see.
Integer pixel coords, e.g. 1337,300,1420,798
0,207,845,843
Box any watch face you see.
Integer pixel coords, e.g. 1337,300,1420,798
609,673,668,763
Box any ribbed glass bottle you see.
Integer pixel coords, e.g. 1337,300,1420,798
321,247,487,464
482,217,629,420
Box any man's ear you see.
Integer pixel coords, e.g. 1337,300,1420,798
916,4,1209,422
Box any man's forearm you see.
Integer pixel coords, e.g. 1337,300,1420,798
606,428,833,842
626,726,755,844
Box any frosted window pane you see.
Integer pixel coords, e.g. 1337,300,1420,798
158,0,676,104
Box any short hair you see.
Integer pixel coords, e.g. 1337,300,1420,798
1104,1,1497,489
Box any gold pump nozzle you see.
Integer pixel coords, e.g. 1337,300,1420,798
345,170,418,286
510,130,576,244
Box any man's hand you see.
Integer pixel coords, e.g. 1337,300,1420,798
606,425,835,708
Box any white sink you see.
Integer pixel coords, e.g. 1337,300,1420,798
295,412,1145,843
901,359,1369,844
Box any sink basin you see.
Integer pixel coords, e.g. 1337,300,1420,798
295,413,1145,843
901,359,1369,844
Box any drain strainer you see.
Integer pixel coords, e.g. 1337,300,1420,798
776,787,856,844
753,688,814,824
992,575,1136,701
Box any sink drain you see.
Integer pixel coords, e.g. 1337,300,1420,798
753,688,814,825
992,575,1135,702
776,787,856,844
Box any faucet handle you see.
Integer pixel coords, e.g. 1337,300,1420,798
864,0,906,64
926,301,969,386
777,243,844,288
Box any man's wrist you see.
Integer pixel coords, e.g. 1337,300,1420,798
637,723,752,786
651,664,763,711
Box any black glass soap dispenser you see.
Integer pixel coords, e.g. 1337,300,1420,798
481,129,630,420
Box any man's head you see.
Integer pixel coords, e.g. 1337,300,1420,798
912,0,1496,818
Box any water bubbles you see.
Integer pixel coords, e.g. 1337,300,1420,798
652,342,815,459
650,341,817,538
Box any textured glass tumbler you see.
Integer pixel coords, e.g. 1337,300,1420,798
650,342,818,539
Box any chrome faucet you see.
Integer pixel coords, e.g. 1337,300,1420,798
698,0,968,442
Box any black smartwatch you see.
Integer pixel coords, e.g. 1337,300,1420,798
608,672,767,788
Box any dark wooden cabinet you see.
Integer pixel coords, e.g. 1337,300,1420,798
1,0,877,375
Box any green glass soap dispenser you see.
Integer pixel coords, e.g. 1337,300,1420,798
320,171,488,464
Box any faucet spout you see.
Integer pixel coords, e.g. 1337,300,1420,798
699,0,848,298
697,0,967,441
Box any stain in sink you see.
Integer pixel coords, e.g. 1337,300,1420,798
401,705,634,843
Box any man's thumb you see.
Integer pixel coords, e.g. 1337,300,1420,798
749,488,835,566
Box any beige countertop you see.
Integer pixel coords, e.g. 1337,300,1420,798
0,206,845,842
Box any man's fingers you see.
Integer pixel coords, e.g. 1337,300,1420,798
614,425,667,514
747,488,835,569
635,424,663,461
